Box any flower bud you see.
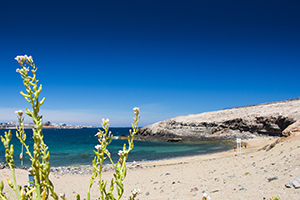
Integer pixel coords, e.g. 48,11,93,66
7,178,13,189
41,189,47,200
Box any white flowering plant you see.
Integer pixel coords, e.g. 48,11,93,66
1,55,56,200
86,108,140,200
0,55,140,200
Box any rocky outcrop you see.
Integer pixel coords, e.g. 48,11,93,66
282,119,300,137
138,99,300,140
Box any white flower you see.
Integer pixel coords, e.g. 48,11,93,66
102,118,109,126
24,55,33,63
59,193,65,198
15,110,23,117
118,150,126,156
133,107,139,115
131,188,140,196
95,145,102,151
14,55,26,65
16,66,29,74
28,55,33,63
95,132,101,137
14,55,33,65
22,66,29,72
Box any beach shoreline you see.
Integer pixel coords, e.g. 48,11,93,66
1,135,299,199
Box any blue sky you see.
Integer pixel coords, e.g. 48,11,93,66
1,0,300,126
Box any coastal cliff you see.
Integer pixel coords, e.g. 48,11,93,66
137,99,300,140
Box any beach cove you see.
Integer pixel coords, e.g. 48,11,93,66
0,128,235,167
1,134,299,199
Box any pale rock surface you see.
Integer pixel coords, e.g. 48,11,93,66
285,175,300,189
138,99,300,140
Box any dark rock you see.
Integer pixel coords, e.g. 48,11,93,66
118,134,130,140
267,176,278,182
0,162,9,169
238,184,246,190
0,162,29,170
166,138,182,142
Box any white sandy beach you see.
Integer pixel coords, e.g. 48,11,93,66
1,134,299,200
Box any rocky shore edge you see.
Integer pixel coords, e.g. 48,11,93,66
0,162,151,175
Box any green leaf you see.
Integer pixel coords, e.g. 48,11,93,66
40,97,45,105
0,180,3,192
116,179,124,198
25,108,32,117
20,91,30,98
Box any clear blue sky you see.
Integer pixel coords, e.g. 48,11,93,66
1,0,299,127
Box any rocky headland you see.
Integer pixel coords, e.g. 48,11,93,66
137,99,300,141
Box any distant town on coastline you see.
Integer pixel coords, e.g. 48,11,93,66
0,121,95,129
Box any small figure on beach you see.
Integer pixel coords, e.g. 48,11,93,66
234,145,236,151
132,160,141,168
132,160,137,167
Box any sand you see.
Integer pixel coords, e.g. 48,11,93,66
1,134,299,200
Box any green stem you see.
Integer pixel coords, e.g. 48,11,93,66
36,184,41,200
107,154,116,171
11,168,21,200
0,194,8,200
99,154,105,199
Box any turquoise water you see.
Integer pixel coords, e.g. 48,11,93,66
0,128,234,167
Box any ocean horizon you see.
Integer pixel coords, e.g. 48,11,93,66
0,128,235,167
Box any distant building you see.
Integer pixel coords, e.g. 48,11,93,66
44,121,51,126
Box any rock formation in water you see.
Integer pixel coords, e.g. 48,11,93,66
137,99,300,140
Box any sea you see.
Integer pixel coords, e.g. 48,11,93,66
0,128,235,167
